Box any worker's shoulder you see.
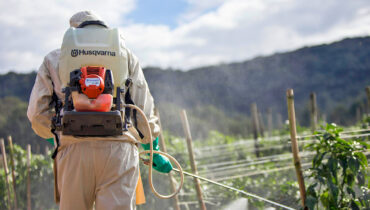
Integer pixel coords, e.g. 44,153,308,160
40,49,60,73
117,31,134,56
44,49,61,62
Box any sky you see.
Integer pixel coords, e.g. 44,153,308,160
1,0,370,73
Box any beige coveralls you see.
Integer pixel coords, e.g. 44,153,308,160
27,42,160,209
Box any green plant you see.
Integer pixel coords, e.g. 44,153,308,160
0,144,56,210
305,123,369,209
362,116,370,129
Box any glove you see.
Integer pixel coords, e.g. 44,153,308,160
142,137,173,173
46,138,55,146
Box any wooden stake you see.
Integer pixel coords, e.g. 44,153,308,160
310,92,318,133
286,89,306,207
321,114,327,125
1,138,12,210
267,108,273,137
155,109,181,210
361,103,366,120
180,110,207,210
276,113,283,130
366,86,370,116
356,107,362,123
27,145,31,210
258,112,265,137
7,136,18,210
45,146,49,156
36,145,40,154
251,103,260,157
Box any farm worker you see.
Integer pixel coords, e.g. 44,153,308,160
27,11,172,210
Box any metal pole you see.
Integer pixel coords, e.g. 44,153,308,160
251,103,260,157
286,89,306,208
310,92,317,132
27,145,31,210
1,138,12,210
155,109,181,210
180,110,207,210
7,136,18,210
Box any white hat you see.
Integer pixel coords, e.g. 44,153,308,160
69,11,105,28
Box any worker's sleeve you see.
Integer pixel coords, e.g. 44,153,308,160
127,51,160,144
27,57,55,139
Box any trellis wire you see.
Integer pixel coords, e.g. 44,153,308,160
173,168,295,210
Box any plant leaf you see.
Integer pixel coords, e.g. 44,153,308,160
348,157,360,175
357,172,365,186
307,183,318,196
328,180,339,203
339,158,348,171
347,173,355,186
354,152,368,169
328,157,338,177
335,138,350,146
350,200,360,210
305,195,318,210
320,191,330,208
346,186,356,198
313,152,327,168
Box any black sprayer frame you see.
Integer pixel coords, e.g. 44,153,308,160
62,110,123,136
60,85,124,136
56,68,127,137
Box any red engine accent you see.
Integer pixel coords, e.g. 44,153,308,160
79,66,106,99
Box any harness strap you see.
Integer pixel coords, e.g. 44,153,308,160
77,20,108,28
51,92,62,159
51,128,60,159
124,79,144,139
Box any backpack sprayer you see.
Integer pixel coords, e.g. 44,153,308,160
52,65,184,199
61,66,124,136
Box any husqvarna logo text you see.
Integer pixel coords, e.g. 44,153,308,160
71,49,116,57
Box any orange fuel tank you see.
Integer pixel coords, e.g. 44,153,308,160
72,92,113,112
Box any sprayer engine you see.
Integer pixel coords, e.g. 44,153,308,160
80,66,106,99
70,66,114,99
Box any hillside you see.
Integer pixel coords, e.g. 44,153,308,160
0,36,369,147
145,37,370,123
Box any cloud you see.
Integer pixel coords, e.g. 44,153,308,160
1,0,370,72
0,0,135,72
178,0,227,23
122,0,370,70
